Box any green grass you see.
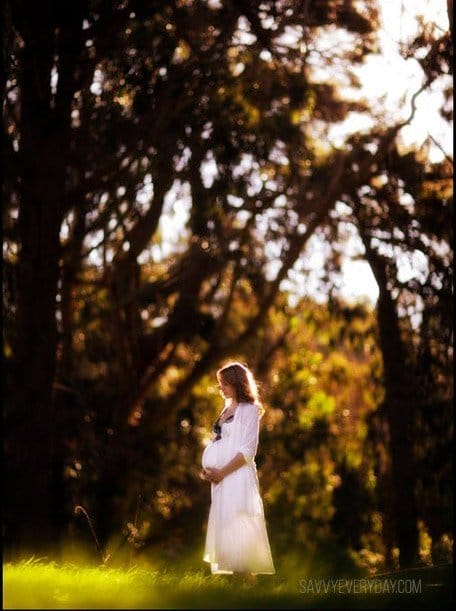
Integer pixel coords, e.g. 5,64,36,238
3,557,453,609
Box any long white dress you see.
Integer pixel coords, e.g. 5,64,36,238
201,401,275,575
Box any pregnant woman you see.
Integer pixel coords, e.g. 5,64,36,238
200,361,275,576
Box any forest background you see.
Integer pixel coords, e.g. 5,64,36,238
2,0,453,575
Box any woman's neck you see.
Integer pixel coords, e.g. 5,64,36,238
220,399,236,417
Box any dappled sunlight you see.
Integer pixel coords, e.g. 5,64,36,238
3,0,452,606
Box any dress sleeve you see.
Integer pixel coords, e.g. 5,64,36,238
238,404,260,465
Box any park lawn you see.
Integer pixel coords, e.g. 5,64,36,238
3,558,453,609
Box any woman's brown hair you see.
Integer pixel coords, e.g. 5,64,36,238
217,361,265,418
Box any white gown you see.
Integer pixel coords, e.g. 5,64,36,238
201,401,275,575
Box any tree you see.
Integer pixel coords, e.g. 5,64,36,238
4,0,381,555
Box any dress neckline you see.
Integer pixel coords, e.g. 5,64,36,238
218,403,239,425
221,413,234,425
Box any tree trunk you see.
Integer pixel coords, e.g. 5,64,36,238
360,235,420,568
5,193,62,557
4,3,85,556
372,411,397,570
377,294,420,568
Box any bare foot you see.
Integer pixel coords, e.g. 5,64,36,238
244,572,258,586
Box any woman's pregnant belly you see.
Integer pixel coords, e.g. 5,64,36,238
202,441,219,469
202,438,239,471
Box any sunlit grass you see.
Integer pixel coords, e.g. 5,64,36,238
4,558,222,609
3,554,452,609
3,556,289,609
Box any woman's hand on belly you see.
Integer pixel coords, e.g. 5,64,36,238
199,468,212,481
203,467,225,484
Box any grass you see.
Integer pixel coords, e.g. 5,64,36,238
3,556,453,609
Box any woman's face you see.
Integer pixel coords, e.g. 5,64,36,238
218,377,235,399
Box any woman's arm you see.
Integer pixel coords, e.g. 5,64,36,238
237,403,260,466
204,453,246,484
220,452,246,478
